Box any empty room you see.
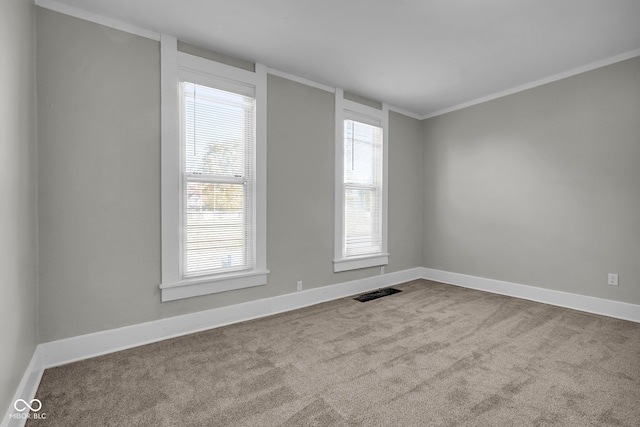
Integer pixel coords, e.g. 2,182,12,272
2,0,639,425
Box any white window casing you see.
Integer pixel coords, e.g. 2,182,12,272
160,35,268,302
334,89,389,272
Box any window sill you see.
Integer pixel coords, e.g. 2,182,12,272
333,254,389,273
160,269,269,302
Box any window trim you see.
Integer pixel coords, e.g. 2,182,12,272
333,89,389,273
160,35,268,302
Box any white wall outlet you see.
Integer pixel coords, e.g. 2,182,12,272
296,280,303,291
380,266,385,275
608,273,619,286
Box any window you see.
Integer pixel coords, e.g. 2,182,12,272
181,82,254,277
334,89,389,272
160,35,268,302
343,119,383,256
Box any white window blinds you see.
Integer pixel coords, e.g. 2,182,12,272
181,82,255,277
343,118,383,257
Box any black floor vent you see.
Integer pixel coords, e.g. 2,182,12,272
354,288,401,302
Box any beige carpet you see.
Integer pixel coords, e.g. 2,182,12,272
28,280,640,426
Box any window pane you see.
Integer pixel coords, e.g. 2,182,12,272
344,186,381,256
183,82,254,177
185,181,250,275
344,119,382,185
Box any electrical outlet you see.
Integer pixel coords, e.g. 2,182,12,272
380,266,385,275
608,273,619,286
296,280,303,291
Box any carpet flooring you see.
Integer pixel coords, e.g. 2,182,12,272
28,280,640,426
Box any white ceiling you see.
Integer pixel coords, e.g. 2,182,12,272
39,0,640,117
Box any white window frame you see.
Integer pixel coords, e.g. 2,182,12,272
334,89,389,272
160,35,268,302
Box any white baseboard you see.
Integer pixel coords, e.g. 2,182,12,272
1,347,44,427
40,267,423,369
421,267,640,323
7,266,639,426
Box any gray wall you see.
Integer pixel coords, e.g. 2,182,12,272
37,9,423,342
422,56,640,304
0,0,38,416
388,111,423,271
